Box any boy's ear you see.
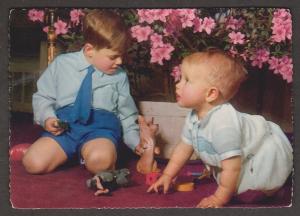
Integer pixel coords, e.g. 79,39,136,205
206,87,220,103
83,43,95,58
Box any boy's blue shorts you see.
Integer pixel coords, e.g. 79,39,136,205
41,106,122,162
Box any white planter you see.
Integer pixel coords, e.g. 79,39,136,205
139,101,199,160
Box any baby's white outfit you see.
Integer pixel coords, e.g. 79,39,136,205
181,103,293,194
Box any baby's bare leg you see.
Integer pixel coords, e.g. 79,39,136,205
81,138,117,174
22,137,67,174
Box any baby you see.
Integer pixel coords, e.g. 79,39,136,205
148,48,293,207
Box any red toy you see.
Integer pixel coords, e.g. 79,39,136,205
9,143,31,161
145,171,161,186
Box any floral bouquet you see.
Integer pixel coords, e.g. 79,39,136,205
27,8,293,83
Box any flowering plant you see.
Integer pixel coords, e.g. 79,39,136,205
27,8,293,83
27,8,86,52
128,8,293,83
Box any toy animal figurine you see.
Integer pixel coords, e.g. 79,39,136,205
86,168,130,196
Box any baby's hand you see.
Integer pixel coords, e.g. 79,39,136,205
196,194,226,208
147,174,173,194
44,117,64,136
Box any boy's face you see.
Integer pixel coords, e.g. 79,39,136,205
175,62,212,109
87,47,122,75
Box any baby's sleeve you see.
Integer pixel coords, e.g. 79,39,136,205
211,127,242,160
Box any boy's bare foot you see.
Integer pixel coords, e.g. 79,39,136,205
136,116,159,174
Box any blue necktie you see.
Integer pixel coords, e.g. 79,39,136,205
71,65,95,124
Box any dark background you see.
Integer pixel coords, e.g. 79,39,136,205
1,0,300,216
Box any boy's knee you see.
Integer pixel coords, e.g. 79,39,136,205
22,155,48,174
84,151,116,174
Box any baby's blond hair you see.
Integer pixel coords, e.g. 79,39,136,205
183,48,247,101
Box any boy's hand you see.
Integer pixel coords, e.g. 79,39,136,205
197,194,226,208
44,117,64,136
147,174,173,194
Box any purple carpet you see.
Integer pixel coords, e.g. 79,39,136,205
9,112,292,208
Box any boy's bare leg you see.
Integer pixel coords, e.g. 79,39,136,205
81,138,117,174
22,137,67,174
136,116,159,174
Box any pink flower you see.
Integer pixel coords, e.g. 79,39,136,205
137,9,155,24
271,24,287,42
285,24,292,40
193,17,204,33
226,16,245,30
177,9,197,17
70,9,84,26
131,25,153,42
271,9,292,42
152,9,172,22
137,9,172,24
278,56,293,83
54,20,68,35
171,65,181,82
268,56,281,74
273,9,291,20
150,43,175,65
179,10,196,28
43,26,49,33
228,32,245,44
28,9,44,22
150,33,164,48
202,17,216,34
164,11,182,36
150,48,164,65
180,15,195,28
250,49,270,69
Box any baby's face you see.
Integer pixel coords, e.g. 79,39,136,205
89,48,122,75
175,62,212,109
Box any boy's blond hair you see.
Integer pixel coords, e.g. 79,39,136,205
83,10,130,54
183,48,247,101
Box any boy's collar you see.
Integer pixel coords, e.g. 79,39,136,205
78,48,91,71
190,104,223,128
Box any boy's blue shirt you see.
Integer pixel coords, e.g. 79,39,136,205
32,49,140,150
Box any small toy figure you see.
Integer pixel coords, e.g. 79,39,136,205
56,119,69,131
186,167,211,184
145,171,161,186
86,168,130,196
174,182,195,192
